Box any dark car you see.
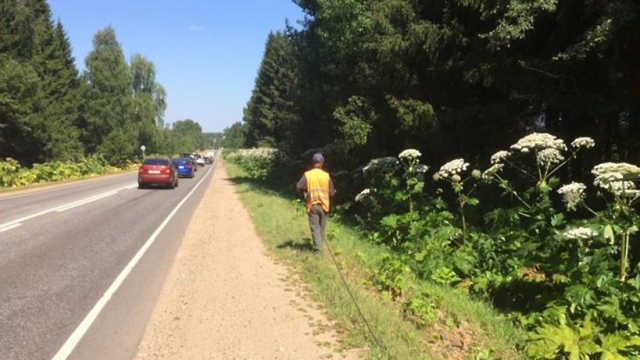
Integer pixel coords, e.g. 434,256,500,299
172,157,195,178
138,157,179,189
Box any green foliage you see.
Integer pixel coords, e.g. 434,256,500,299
403,290,440,327
171,119,208,153
222,121,248,149
528,314,640,360
225,148,289,181
431,267,462,287
333,96,374,152
344,133,640,358
80,26,131,156
96,128,136,167
369,254,410,299
0,0,83,165
0,156,132,188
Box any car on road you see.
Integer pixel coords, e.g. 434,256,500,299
180,153,198,171
138,156,179,189
172,157,195,178
193,153,205,167
203,150,215,164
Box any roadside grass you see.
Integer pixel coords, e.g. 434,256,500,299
225,161,525,360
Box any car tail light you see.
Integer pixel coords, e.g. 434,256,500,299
186,164,191,168
162,167,171,174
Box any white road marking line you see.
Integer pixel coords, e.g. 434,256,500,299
51,165,214,360
124,184,138,189
0,223,23,233
55,191,118,212
0,172,137,201
0,183,136,229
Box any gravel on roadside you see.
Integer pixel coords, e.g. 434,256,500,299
134,164,360,360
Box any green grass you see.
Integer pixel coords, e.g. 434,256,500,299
225,161,525,360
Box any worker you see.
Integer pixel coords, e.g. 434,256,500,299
296,153,336,255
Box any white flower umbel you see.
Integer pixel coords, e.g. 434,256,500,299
355,188,371,202
592,162,640,194
593,172,624,188
536,148,564,166
438,158,469,179
227,148,279,161
571,137,595,149
564,227,598,240
608,181,637,196
511,132,567,152
557,182,586,211
398,149,421,160
490,150,511,164
592,162,640,180
482,163,503,180
363,157,399,173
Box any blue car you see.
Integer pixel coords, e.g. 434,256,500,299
172,157,195,178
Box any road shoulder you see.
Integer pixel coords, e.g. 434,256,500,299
134,164,358,359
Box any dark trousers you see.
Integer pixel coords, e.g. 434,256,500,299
308,204,327,253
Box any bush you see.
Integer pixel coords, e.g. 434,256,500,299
350,133,640,359
0,156,127,188
225,148,290,181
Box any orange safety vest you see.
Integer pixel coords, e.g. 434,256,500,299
304,168,331,212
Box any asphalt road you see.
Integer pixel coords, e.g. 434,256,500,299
0,158,216,360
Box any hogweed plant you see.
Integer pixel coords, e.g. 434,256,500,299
433,158,477,243
357,151,427,215
354,150,432,251
350,133,639,359
558,162,640,281
398,149,427,213
483,133,595,210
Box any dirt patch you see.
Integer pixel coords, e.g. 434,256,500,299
134,164,360,359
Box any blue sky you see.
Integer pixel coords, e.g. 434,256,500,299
48,0,304,133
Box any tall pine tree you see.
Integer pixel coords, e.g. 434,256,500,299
243,31,299,150
0,0,82,164
38,20,83,161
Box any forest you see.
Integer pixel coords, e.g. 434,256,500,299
234,0,637,169
1,0,210,169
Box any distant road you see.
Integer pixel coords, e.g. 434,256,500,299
0,159,216,360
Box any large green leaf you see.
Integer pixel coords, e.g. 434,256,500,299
528,317,600,359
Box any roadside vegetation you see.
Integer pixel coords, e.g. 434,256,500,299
225,140,639,359
224,2,638,359
0,156,138,189
224,157,524,360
